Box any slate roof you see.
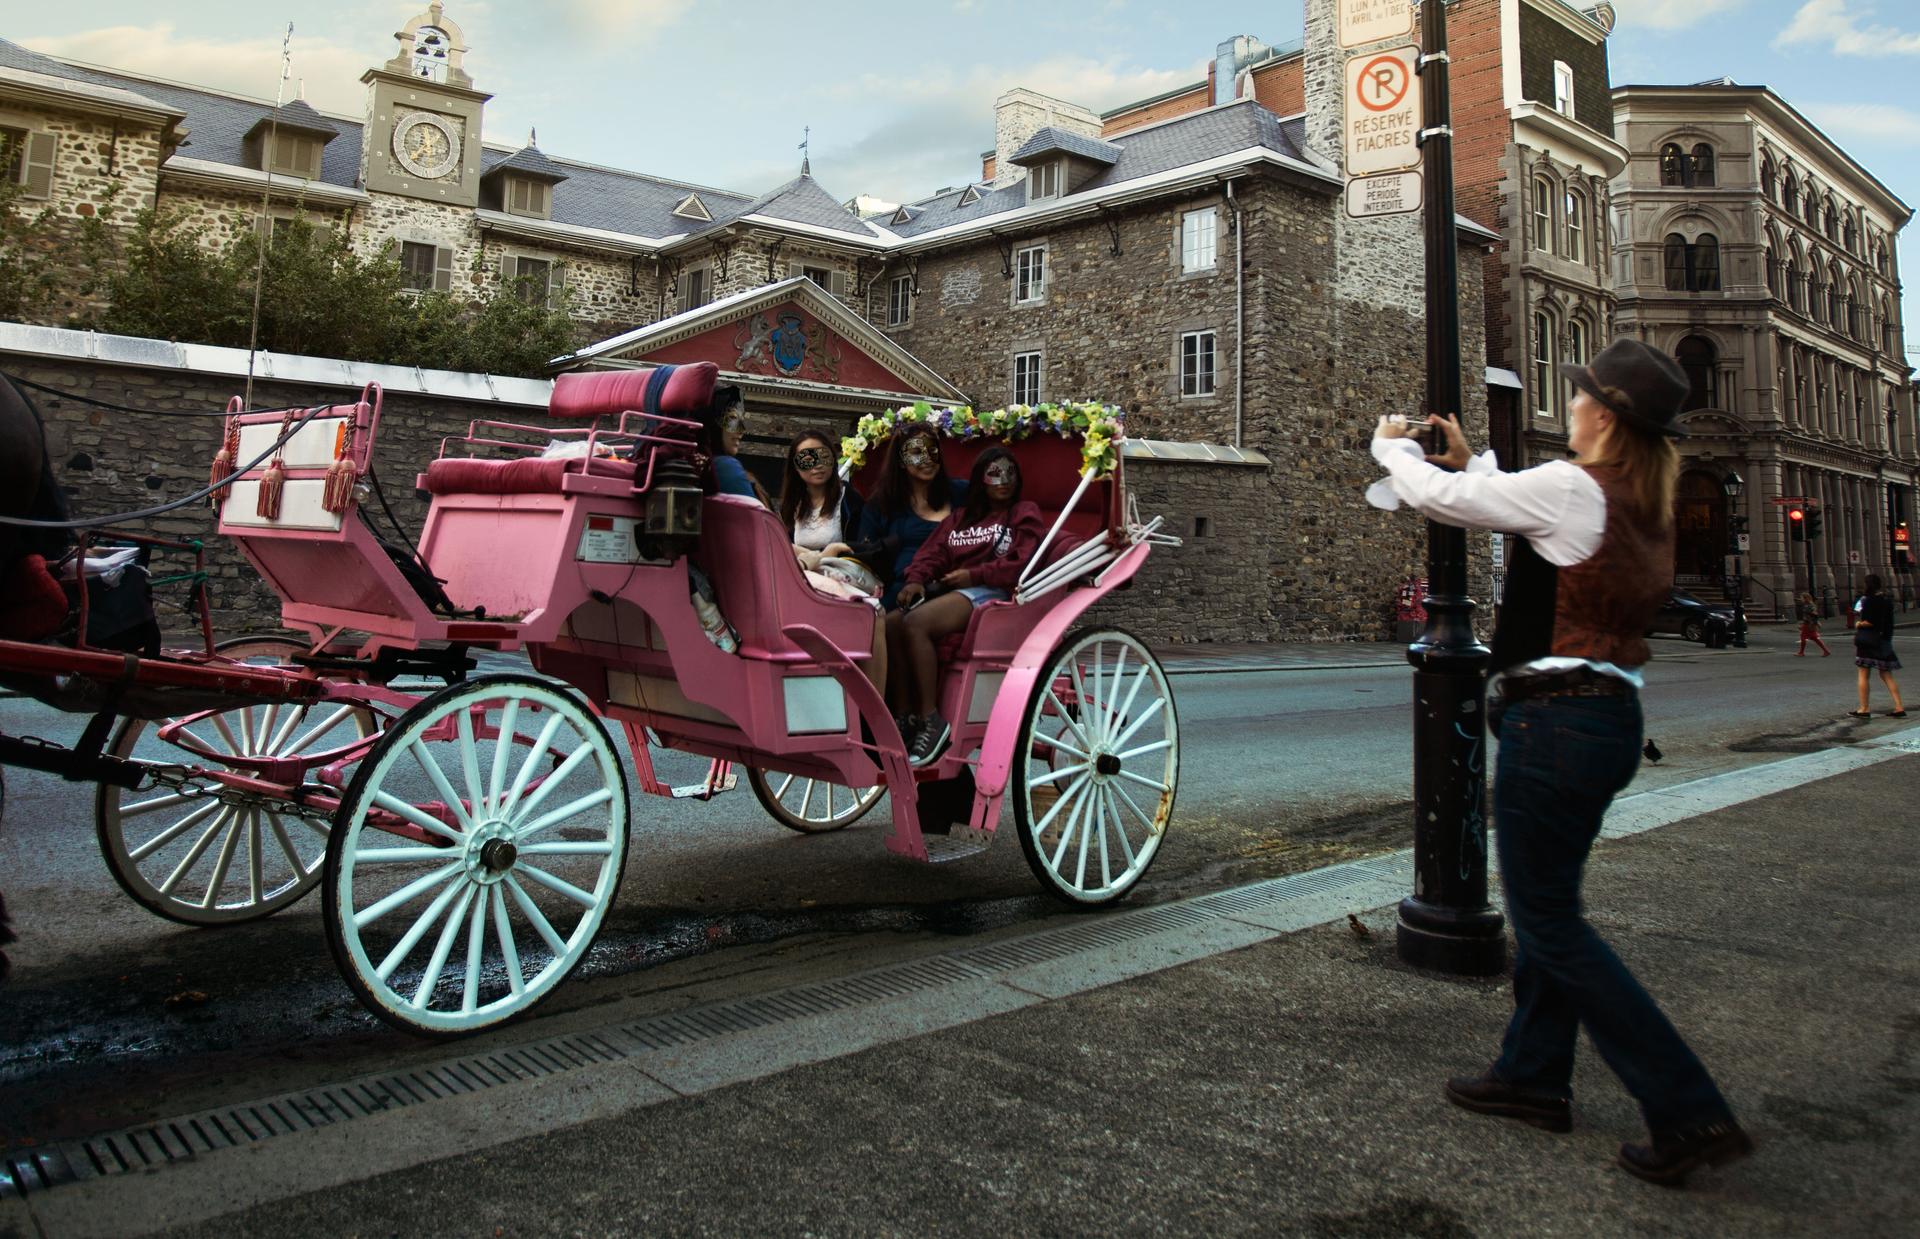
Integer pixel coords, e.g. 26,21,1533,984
689,172,882,242
249,97,340,139
483,143,570,183
887,102,1316,239
1009,126,1122,167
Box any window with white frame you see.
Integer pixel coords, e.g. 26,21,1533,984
1180,331,1217,397
1028,161,1061,202
1014,244,1047,304
1012,351,1043,405
399,240,452,293
887,273,912,327
802,265,832,290
1553,61,1575,117
1533,312,1556,416
675,265,709,313
1562,320,1588,404
1564,189,1585,264
1532,178,1553,253
1181,207,1218,273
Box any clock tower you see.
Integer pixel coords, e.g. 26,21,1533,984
359,3,490,206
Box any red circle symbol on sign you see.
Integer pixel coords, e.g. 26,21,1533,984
1356,55,1411,112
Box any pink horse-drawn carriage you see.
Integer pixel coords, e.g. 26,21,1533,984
0,365,1179,1037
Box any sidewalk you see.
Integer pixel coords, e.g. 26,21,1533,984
13,736,1909,1236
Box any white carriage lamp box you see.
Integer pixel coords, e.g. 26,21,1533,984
576,513,641,563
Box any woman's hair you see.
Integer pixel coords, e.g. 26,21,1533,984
871,423,944,516
778,431,842,531
702,385,744,455
959,445,1022,527
1578,384,1679,528
1864,573,1884,595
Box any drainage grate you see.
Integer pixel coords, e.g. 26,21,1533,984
3,856,1408,1200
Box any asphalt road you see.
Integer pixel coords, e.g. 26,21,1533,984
0,624,1899,1146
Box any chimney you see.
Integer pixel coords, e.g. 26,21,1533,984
990,88,1102,189
1214,34,1272,104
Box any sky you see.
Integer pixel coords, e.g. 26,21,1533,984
11,0,1920,348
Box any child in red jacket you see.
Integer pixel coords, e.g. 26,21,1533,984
891,446,1044,764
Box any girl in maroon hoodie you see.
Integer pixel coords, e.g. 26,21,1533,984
892,446,1044,764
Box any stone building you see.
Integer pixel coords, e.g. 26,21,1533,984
1610,82,1919,609
1,0,1499,643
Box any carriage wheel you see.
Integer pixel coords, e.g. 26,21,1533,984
96,636,373,927
1013,628,1177,907
747,767,884,834
324,675,628,1037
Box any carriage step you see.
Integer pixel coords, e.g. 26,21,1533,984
670,770,738,799
921,827,992,863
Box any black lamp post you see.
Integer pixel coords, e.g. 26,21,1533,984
1722,470,1748,648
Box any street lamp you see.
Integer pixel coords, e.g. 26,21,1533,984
1721,471,1748,648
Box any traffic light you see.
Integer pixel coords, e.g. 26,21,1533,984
1805,507,1824,540
1789,507,1805,542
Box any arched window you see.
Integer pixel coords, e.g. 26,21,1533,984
1665,233,1719,292
1809,266,1827,322
1850,277,1866,339
1563,320,1589,404
1761,156,1777,201
1690,144,1715,187
1565,189,1586,263
1824,196,1839,240
1804,182,1821,225
1786,250,1803,312
1885,297,1899,354
1828,261,1845,325
1695,235,1720,291
1532,178,1554,252
1765,238,1781,296
1875,241,1889,276
1660,143,1686,187
1677,335,1717,412
1844,216,1859,252
1533,312,1556,416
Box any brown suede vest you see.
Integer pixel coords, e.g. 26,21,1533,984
1490,463,1675,673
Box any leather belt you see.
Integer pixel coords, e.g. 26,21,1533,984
1493,668,1635,703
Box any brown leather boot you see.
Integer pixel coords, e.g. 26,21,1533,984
1443,1072,1572,1133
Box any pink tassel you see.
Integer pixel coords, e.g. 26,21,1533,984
322,457,358,513
256,458,285,519
209,417,240,507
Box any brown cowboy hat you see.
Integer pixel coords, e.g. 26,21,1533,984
1557,338,1689,438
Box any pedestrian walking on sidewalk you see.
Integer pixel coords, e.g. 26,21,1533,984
1795,592,1830,657
1369,338,1752,1188
1847,574,1905,719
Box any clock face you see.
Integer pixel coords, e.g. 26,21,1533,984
392,112,458,180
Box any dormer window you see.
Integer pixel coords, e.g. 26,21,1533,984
890,205,915,226
267,132,323,179
958,185,981,206
1028,160,1062,203
672,193,711,222
506,175,551,220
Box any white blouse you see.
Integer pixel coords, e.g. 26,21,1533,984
794,507,842,552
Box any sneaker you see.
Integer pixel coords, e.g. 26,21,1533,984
909,710,950,766
893,713,919,753
1617,1118,1753,1187
1443,1071,1572,1133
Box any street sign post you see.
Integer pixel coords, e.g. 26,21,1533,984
1345,170,1422,218
1339,0,1414,48
1344,46,1422,176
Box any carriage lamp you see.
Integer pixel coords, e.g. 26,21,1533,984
642,454,704,558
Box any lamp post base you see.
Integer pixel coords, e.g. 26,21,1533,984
1396,896,1507,976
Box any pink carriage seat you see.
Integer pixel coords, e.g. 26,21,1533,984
548,362,718,420
422,453,637,496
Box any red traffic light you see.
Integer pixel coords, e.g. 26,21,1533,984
1788,508,1804,522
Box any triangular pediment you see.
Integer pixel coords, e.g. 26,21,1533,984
957,185,980,206
673,193,712,221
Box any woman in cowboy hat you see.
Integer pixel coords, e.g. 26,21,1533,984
1368,337,1752,1188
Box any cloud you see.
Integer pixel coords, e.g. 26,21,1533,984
1801,101,1920,143
1774,0,1920,56
20,24,378,114
1605,1,1749,32
545,0,692,37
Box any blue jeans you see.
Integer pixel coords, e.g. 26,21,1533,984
1490,694,1733,1132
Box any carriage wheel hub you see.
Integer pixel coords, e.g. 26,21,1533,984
1095,752,1122,777
480,839,518,873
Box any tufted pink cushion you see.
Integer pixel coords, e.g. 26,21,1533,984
548,363,719,420
423,454,637,495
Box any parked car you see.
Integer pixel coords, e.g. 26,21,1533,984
1649,589,1736,644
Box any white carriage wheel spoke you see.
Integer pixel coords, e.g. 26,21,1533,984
412,885,478,1008
1110,694,1167,752
501,715,565,817
267,811,308,875
1095,789,1112,889
1048,782,1093,874
1102,786,1139,865
1109,663,1154,746
487,697,520,815
354,860,463,929
462,889,488,1014
512,786,615,842
1032,771,1089,839
370,789,464,844
256,703,281,754
282,705,358,759
1111,780,1164,835
1073,790,1094,889
1047,687,1095,753
129,800,222,860
158,808,232,895
265,704,304,756
120,790,194,820
238,706,258,755
1116,738,1173,762
510,742,595,827
200,810,247,909
490,886,525,997
773,773,796,798
1083,645,1104,745
1113,767,1173,796
455,708,486,825
1101,643,1130,745
518,862,598,909
209,714,244,757
517,841,616,856
1041,709,1094,762
505,874,569,955
409,740,475,833
373,872,467,981
247,811,264,905
1028,761,1089,788
798,780,815,821
356,844,460,863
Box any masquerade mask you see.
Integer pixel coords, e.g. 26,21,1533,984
901,439,939,469
723,411,748,435
794,446,833,471
983,460,1018,487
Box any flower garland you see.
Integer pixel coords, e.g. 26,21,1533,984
842,400,1124,478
